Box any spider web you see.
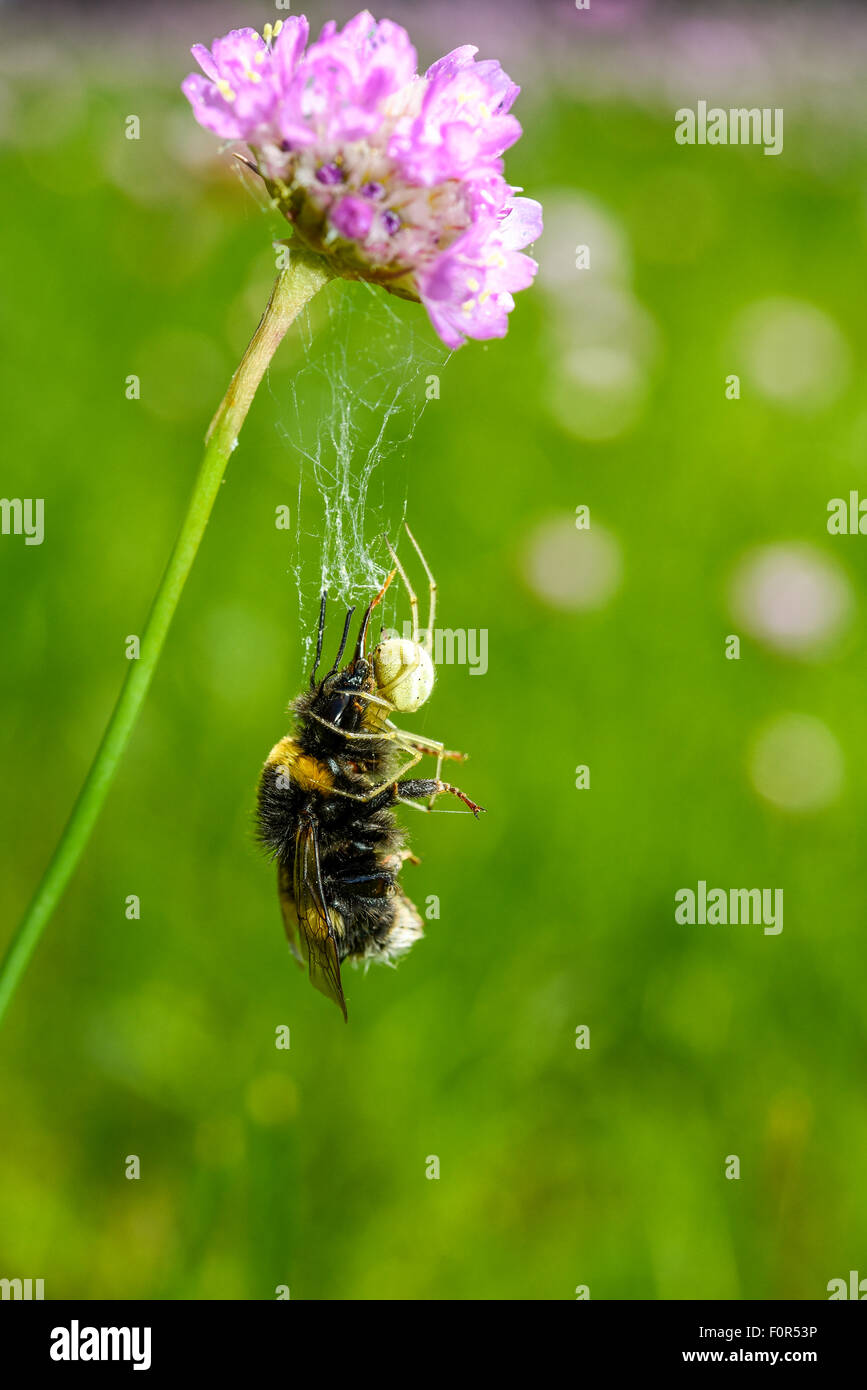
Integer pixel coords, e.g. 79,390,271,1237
273,268,450,664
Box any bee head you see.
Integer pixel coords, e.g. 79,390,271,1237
307,563,434,725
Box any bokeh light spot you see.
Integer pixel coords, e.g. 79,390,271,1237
525,515,623,611
730,298,851,411
536,190,632,288
729,543,853,658
749,713,844,812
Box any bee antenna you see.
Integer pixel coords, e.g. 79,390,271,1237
328,606,355,675
310,590,327,688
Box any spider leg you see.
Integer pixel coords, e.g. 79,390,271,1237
315,686,396,736
391,730,467,761
306,709,398,743
344,689,395,713
403,523,437,648
383,533,420,643
427,747,444,810
325,750,424,802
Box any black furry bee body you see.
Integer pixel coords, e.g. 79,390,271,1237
256,530,483,1019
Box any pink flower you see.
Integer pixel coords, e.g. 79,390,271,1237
330,194,375,241
182,26,288,143
390,45,522,187
417,198,542,350
182,12,541,348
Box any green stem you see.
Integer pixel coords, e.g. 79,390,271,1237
0,250,332,1026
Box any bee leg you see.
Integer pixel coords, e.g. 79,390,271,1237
377,839,419,872
380,848,420,874
395,778,485,818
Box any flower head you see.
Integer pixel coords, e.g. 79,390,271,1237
182,12,541,348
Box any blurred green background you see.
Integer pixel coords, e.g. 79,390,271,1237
1,0,866,1300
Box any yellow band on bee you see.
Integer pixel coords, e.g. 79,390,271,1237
266,736,334,791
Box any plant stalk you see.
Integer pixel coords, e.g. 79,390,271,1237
0,251,332,1026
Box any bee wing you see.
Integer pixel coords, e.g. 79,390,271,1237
293,819,348,1021
277,859,303,965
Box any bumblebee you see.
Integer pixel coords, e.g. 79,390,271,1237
257,526,484,1019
